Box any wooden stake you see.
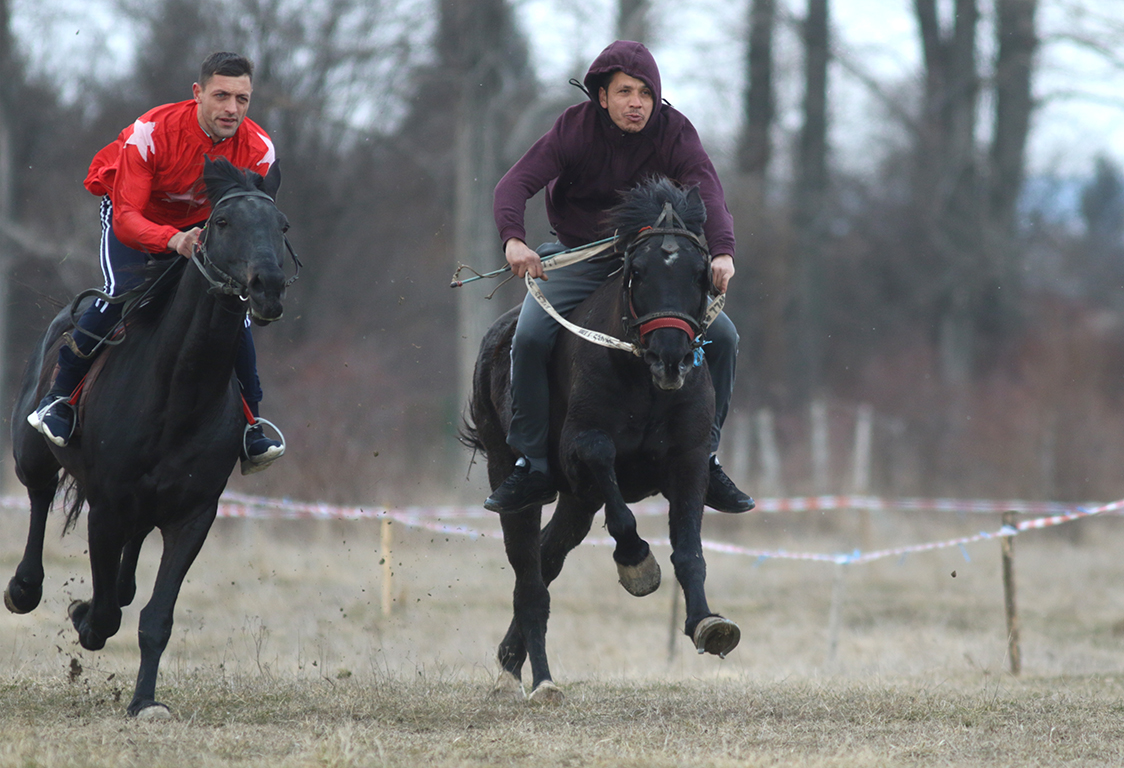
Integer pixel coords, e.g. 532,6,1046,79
825,562,846,666
666,585,680,667
381,517,393,617
1001,511,1021,675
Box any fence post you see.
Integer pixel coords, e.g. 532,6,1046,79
1001,511,1021,675
811,398,830,492
755,408,782,496
381,517,394,617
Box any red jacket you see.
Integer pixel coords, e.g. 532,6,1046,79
494,40,735,258
85,99,275,254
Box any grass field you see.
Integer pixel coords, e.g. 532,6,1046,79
3,497,1124,766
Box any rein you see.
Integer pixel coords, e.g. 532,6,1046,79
191,188,303,299
526,201,725,357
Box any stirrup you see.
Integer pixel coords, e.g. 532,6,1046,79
240,417,286,476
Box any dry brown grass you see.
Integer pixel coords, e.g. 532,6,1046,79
3,502,1124,766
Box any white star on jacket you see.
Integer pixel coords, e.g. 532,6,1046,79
124,119,157,161
257,133,276,167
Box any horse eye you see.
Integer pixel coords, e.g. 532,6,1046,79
214,217,228,228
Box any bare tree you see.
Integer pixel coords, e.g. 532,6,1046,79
434,0,535,405
617,0,650,42
737,0,776,179
792,0,831,398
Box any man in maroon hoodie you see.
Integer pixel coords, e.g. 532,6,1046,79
487,40,752,515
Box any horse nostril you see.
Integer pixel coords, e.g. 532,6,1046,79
250,276,264,295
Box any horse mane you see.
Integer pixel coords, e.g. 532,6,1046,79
203,156,268,205
603,176,707,240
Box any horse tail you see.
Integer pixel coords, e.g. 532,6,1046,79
457,413,485,454
61,474,87,535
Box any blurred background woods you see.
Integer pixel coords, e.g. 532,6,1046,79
2,0,1124,507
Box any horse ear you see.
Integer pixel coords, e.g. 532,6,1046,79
685,185,707,224
260,160,281,200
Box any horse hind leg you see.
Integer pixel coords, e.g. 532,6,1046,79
5,478,59,614
69,505,126,651
117,528,153,607
492,494,597,702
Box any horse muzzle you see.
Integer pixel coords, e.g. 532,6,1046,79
247,267,286,324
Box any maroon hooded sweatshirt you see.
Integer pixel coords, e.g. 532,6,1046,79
493,40,736,258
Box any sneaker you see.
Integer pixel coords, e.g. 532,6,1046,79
240,423,284,475
483,459,557,513
705,456,755,513
27,394,76,447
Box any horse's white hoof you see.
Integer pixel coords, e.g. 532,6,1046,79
135,703,172,721
693,615,740,658
488,670,524,702
528,680,564,705
617,551,661,597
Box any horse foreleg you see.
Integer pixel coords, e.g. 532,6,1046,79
117,527,153,607
572,430,659,596
129,509,216,718
666,452,740,658
70,505,126,651
4,478,58,615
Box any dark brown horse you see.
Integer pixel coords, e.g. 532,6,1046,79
462,177,740,703
5,157,295,717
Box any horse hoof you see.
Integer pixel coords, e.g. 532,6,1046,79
528,680,564,705
4,580,41,614
617,551,661,597
67,599,88,624
488,670,524,703
693,615,740,659
133,703,172,720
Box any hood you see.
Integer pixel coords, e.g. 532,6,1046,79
582,40,663,126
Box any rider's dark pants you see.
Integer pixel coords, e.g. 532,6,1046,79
53,197,262,406
507,247,738,466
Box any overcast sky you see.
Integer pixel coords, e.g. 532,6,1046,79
15,0,1124,179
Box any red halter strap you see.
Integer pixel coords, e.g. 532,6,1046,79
637,315,696,341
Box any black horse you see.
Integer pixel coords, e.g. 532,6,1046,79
5,157,293,717
463,177,740,703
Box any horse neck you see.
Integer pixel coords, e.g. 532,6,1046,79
154,267,246,395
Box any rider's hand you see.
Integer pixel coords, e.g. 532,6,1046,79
711,254,734,294
168,227,203,259
505,238,547,280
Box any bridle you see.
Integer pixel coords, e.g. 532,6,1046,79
621,201,719,351
191,188,302,299
522,201,725,358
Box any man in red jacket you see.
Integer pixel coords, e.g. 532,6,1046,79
487,40,753,514
28,52,283,473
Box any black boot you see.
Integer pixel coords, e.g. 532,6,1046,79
483,458,557,513
705,455,755,513
27,390,76,447
241,422,284,475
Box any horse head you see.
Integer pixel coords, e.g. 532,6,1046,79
613,178,711,391
198,156,292,324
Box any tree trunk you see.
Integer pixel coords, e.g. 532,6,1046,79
792,0,830,399
913,0,981,384
737,0,775,178
990,0,1038,238
438,0,533,407
616,0,650,43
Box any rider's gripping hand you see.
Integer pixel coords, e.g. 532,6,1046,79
711,254,734,294
505,238,547,281
168,227,203,259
